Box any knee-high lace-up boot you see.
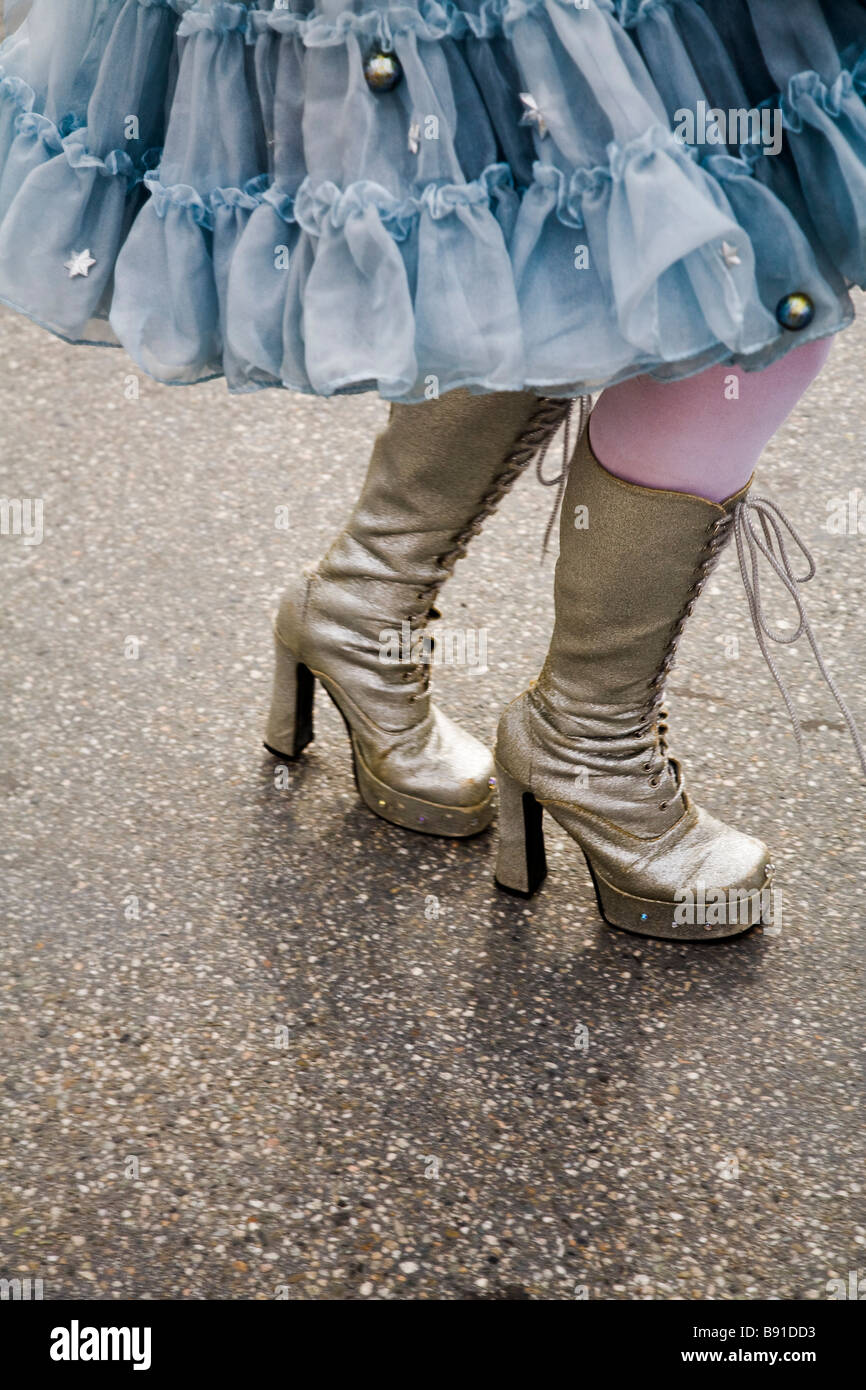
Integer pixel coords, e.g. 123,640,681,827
265,390,572,837
494,423,865,938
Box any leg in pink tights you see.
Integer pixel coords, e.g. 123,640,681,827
589,339,833,503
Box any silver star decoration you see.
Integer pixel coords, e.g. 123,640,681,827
720,240,742,269
519,92,549,139
408,121,420,155
65,249,96,279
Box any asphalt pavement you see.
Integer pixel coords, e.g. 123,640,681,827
1,300,864,1300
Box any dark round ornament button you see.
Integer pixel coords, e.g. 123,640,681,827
363,49,403,93
776,292,815,331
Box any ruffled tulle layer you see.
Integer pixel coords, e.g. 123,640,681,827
1,0,865,400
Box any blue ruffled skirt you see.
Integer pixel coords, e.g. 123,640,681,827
1,0,865,400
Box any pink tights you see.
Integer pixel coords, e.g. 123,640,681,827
589,339,833,503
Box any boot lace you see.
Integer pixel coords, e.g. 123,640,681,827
638,512,735,806
642,498,866,804
536,394,592,557
733,495,866,776
403,395,579,702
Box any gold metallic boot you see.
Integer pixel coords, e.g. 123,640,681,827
494,425,865,939
264,390,572,837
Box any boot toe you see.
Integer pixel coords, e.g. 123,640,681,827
351,706,495,837
412,708,495,808
691,810,773,894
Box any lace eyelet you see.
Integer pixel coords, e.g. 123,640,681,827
649,777,660,788
659,801,668,811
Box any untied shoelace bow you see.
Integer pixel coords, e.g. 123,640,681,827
536,398,866,780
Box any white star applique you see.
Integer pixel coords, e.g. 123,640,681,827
720,240,742,269
64,249,97,279
519,92,549,139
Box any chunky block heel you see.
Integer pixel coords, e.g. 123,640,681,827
493,762,547,898
263,633,315,760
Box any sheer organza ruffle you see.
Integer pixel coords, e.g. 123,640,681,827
0,0,864,399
